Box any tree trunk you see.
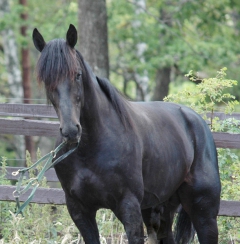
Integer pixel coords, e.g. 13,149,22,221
78,0,109,79
0,0,25,164
152,8,172,101
132,0,150,101
0,0,23,102
152,67,171,101
19,0,35,161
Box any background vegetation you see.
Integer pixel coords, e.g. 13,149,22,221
1,0,240,243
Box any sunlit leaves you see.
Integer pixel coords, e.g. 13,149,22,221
165,68,239,119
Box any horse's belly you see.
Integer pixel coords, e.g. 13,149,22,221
141,187,175,209
141,157,191,208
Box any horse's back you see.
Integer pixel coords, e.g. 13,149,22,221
133,101,215,155
132,101,214,157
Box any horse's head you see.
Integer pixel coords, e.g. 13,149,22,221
32,25,83,143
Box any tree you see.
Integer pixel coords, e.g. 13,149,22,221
19,0,35,160
0,0,25,163
132,0,150,101
107,0,240,101
78,0,109,79
152,6,172,101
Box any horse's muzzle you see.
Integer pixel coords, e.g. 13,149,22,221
60,124,82,143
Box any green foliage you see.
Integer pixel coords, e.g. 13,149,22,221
165,68,239,131
108,0,240,99
0,202,80,243
218,148,240,200
165,68,240,241
0,139,16,166
0,0,78,42
0,152,79,243
0,157,8,184
165,68,238,114
27,0,78,41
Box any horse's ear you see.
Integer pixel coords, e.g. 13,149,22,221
66,24,78,48
32,28,46,52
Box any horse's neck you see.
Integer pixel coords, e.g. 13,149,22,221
83,80,107,116
81,71,110,133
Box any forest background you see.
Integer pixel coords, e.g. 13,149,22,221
0,0,240,242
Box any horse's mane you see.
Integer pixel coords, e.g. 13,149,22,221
76,50,132,128
95,76,132,128
36,39,132,128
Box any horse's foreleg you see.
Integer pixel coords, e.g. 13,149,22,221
65,195,100,244
114,194,145,244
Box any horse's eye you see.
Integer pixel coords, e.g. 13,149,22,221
76,72,82,80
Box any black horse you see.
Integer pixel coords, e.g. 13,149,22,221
32,24,221,244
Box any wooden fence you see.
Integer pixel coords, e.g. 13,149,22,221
0,103,240,217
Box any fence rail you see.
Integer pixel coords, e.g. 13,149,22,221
0,103,57,118
0,103,240,216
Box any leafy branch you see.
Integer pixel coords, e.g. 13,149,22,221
164,67,239,131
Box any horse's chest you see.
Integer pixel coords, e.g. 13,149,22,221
65,168,123,208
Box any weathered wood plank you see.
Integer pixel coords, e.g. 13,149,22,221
212,132,240,149
0,185,238,216
0,118,59,137
0,103,57,118
219,200,240,217
1,119,239,149
206,112,240,121
0,185,65,205
1,167,59,182
1,104,240,148
1,103,240,121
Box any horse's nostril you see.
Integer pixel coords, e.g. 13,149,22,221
60,127,69,138
60,127,65,136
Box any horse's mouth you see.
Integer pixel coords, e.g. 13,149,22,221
63,136,81,145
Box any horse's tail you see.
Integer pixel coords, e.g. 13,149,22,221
175,207,195,244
